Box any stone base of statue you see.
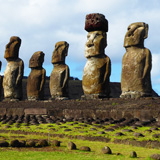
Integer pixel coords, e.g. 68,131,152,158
120,91,152,99
81,94,109,100
3,98,19,102
27,96,40,101
50,96,69,101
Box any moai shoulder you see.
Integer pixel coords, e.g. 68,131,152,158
121,22,152,98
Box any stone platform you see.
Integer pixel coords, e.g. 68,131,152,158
0,98,159,122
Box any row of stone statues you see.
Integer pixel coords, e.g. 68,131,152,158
1,13,152,101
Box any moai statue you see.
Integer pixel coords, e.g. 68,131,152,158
27,51,46,100
3,36,24,101
121,22,152,98
82,13,111,99
0,61,2,99
49,41,70,100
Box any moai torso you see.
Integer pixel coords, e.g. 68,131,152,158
27,51,46,100
49,41,70,99
83,56,111,96
82,14,111,99
50,64,69,98
121,22,152,98
3,36,24,100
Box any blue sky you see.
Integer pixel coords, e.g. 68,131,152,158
0,0,160,95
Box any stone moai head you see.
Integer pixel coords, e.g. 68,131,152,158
4,36,21,60
29,51,45,68
124,22,148,48
85,13,108,58
52,41,69,64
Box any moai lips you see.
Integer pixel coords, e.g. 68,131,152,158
50,41,70,100
3,36,24,100
27,51,46,100
121,22,152,98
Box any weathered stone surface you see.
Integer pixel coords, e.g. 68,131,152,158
150,154,160,160
80,146,91,151
85,13,108,32
3,36,24,100
82,30,111,98
52,140,61,147
24,108,47,115
50,41,70,99
27,51,46,100
0,140,9,147
101,146,112,154
130,151,137,158
36,139,48,147
121,22,152,98
10,139,21,147
67,141,76,150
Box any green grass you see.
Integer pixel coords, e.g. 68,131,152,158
1,121,160,143
0,139,159,160
0,121,159,160
0,150,131,160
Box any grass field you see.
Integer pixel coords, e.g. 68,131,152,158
0,120,159,160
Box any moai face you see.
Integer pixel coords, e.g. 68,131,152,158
124,22,148,48
4,36,21,60
52,41,69,64
29,51,44,68
85,31,107,58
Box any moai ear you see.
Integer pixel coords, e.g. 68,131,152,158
144,23,149,39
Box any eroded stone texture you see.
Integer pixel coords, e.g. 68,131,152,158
82,13,111,99
3,36,24,100
50,41,70,100
85,13,108,32
121,22,152,98
27,51,46,100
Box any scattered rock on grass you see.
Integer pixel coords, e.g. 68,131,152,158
104,128,115,132
133,132,144,137
36,140,48,147
64,129,72,132
19,140,26,147
150,154,160,160
152,134,160,138
130,151,137,158
26,140,36,147
122,129,133,132
10,140,21,147
115,132,124,136
80,146,91,152
150,127,159,131
98,131,105,135
52,140,61,147
101,146,112,154
67,142,76,150
0,140,9,147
